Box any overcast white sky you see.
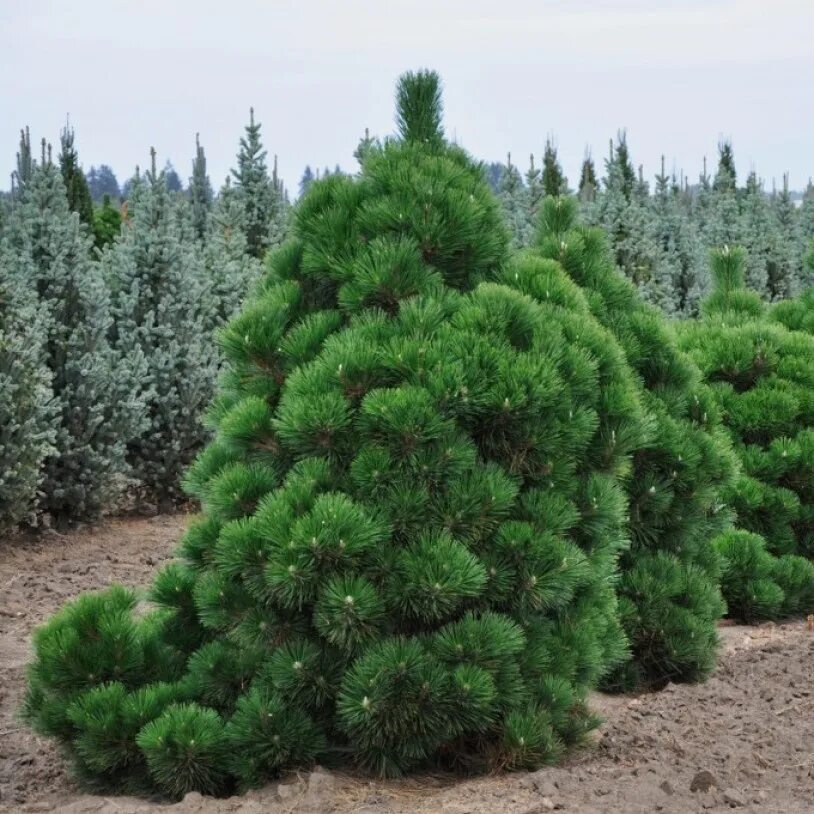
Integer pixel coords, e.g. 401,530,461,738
2,0,813,196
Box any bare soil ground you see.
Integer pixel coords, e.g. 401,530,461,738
1,515,812,813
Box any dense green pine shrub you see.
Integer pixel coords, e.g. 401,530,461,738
3,152,145,523
679,247,814,617
524,196,738,689
25,71,651,798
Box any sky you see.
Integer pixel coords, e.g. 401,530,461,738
2,0,813,196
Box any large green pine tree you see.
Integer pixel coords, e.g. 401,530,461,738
531,196,738,688
3,144,144,523
104,149,219,507
25,70,650,798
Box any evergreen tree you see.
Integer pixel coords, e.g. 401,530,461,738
189,134,213,241
164,161,184,194
739,172,774,296
354,128,376,167
524,154,542,229
649,156,706,315
231,108,282,258
680,247,814,617
613,132,637,202
3,146,144,523
59,122,94,227
105,149,219,506
596,143,658,298
86,164,121,202
204,188,263,325
703,141,741,254
578,152,598,205
267,155,289,250
92,194,123,251
484,161,504,193
14,126,34,196
533,196,737,689
799,180,814,248
541,138,567,197
25,70,649,797
692,156,713,239
0,251,54,530
498,153,529,248
712,140,737,193
299,165,315,197
769,173,801,297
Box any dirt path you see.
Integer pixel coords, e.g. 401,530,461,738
1,516,812,813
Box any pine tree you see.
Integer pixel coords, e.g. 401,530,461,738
541,139,568,198
712,140,737,193
3,145,144,523
533,196,737,689
692,156,713,238
0,251,54,530
204,188,263,325
578,151,598,205
613,132,637,202
25,70,649,797
498,152,529,248
92,194,123,251
353,127,377,167
596,142,659,298
14,126,34,196
105,149,219,507
799,180,814,248
739,172,774,296
704,141,741,252
267,155,289,250
86,164,121,202
299,165,315,197
769,173,801,298
679,247,814,617
649,156,706,315
524,154,542,229
164,161,184,194
231,108,283,258
59,122,94,227
189,134,214,241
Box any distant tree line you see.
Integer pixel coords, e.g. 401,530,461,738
491,135,814,315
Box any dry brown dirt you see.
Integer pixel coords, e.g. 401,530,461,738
1,515,812,813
